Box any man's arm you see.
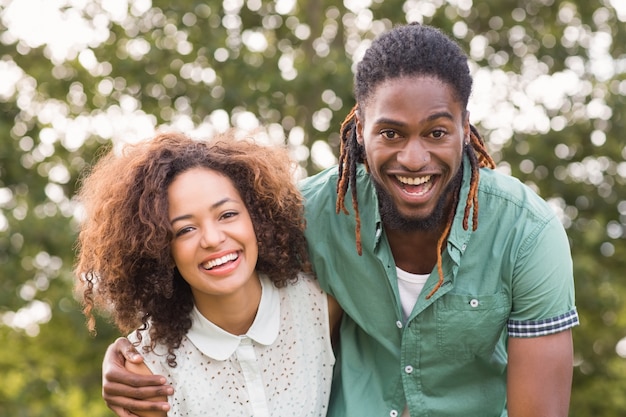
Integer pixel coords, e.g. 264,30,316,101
506,330,574,417
326,294,343,349
102,338,173,417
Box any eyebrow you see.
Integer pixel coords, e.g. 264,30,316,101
374,111,455,126
425,111,455,122
169,197,236,225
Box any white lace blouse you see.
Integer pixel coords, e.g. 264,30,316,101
129,273,335,416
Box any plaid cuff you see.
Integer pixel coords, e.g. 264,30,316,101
507,308,579,338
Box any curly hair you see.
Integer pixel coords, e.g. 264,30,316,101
75,131,309,366
336,23,496,298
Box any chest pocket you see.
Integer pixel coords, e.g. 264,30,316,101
435,292,510,360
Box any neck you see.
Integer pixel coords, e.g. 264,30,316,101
386,223,447,275
383,178,459,274
192,277,262,335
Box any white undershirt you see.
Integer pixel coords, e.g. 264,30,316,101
396,267,429,321
396,268,430,417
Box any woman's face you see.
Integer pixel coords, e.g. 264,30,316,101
167,167,259,304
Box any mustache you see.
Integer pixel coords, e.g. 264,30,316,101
374,163,463,232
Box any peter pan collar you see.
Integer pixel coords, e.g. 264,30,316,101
186,274,280,361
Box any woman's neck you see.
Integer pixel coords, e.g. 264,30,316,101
192,276,263,335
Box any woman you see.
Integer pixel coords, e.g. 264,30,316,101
75,132,341,416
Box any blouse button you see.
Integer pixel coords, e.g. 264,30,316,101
396,320,403,329
390,410,398,417
469,298,479,308
404,365,413,374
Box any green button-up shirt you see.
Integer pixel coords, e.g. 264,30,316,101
299,157,578,417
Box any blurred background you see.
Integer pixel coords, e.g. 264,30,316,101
0,0,625,415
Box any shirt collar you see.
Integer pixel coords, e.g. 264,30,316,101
185,274,280,361
447,153,475,254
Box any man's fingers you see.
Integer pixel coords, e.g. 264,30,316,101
108,337,143,363
120,339,144,363
103,380,171,399
107,369,167,388
102,337,172,415
104,394,170,413
108,405,139,417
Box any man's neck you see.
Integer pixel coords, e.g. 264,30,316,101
385,225,446,275
383,193,456,275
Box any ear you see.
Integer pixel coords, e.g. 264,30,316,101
463,111,471,145
355,110,364,145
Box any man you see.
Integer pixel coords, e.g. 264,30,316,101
101,23,578,416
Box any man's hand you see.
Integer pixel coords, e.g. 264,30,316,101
102,337,173,417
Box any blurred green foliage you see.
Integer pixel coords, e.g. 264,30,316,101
0,0,624,415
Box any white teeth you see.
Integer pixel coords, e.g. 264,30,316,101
202,253,238,270
396,175,431,185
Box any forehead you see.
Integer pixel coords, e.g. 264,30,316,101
168,167,239,200
360,76,464,121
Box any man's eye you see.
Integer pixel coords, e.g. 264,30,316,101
431,129,446,139
380,130,398,140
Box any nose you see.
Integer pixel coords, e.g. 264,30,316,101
199,223,225,248
397,138,429,170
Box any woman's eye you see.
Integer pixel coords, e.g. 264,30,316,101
175,226,194,237
221,211,238,220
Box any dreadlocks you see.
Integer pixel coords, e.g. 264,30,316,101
336,23,496,299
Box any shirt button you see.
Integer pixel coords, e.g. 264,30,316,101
470,299,479,308
404,365,413,374
461,243,467,251
390,410,398,417
396,320,403,329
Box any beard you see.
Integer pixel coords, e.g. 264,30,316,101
374,164,464,232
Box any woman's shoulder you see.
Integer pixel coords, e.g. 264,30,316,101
279,272,327,309
295,272,325,293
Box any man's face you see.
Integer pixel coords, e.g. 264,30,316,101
356,75,469,231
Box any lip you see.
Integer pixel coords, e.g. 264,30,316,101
199,250,242,276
